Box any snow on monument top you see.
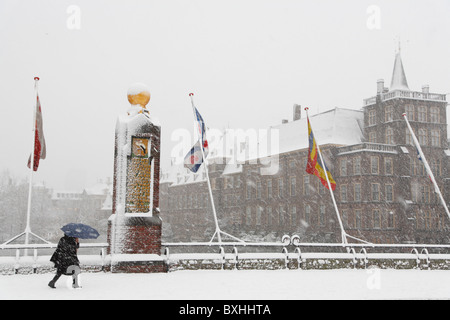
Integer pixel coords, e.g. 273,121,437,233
127,82,150,108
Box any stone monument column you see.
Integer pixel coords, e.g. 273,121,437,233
107,83,165,273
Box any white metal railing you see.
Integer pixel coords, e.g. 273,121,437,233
364,90,447,106
162,237,450,270
0,242,109,274
337,143,398,155
2,238,450,273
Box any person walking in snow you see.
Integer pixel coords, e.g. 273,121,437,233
48,234,80,288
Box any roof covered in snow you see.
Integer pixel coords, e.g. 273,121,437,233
161,107,364,186
266,107,364,157
390,52,410,91
160,161,207,186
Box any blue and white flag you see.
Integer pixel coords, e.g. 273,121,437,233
193,107,209,156
184,141,204,173
416,149,422,161
416,147,440,193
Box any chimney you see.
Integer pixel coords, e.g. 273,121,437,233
377,79,384,94
293,104,301,121
422,85,430,94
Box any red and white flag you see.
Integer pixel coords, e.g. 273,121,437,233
27,95,46,171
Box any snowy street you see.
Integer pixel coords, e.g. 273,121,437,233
1,269,449,300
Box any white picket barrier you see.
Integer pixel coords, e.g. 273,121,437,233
2,239,450,273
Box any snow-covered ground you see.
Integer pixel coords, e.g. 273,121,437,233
1,269,449,300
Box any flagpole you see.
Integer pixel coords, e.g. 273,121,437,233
188,93,224,244
24,78,40,249
188,94,244,244
305,108,351,245
403,113,450,221
305,109,370,245
1,77,50,247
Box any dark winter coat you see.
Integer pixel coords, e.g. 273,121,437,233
50,235,80,275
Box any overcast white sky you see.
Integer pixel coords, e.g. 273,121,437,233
0,0,449,191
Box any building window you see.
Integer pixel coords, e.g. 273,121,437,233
303,176,310,196
416,211,423,230
279,205,285,226
204,194,209,208
371,183,380,201
278,178,284,198
355,210,362,229
235,176,242,188
342,210,349,228
246,207,252,226
273,207,279,226
267,179,272,199
425,211,432,230
267,207,272,225
385,127,394,145
369,110,376,126
256,206,262,226
418,106,427,122
246,181,252,200
387,211,395,229
385,184,393,202
385,105,394,122
256,181,262,199
384,158,393,175
369,132,377,143
406,128,413,145
413,157,425,176
302,157,308,169
340,185,347,202
405,105,415,121
354,183,361,202
289,160,296,169
430,158,441,177
319,182,326,195
285,207,292,226
305,204,311,225
290,177,296,196
418,128,427,145
371,156,379,175
340,159,347,176
431,130,440,147
319,205,326,226
373,209,381,229
411,183,418,203
291,206,297,226
353,157,361,175
430,107,440,123
228,176,234,189
193,194,198,208
420,185,430,203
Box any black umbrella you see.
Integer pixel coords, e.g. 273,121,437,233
61,223,100,239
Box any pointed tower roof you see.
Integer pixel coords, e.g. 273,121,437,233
390,51,409,91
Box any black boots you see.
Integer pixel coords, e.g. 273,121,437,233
48,279,56,288
48,274,61,288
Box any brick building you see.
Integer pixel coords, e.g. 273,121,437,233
160,52,450,244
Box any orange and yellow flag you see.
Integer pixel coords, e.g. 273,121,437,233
305,116,336,191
